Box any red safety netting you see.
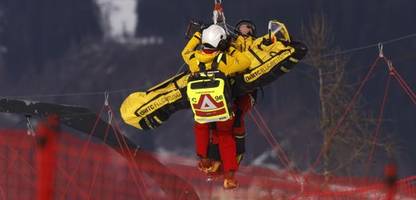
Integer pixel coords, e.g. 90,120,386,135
0,130,415,200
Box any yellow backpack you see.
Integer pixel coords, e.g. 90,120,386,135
186,53,233,123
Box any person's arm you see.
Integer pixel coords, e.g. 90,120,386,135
230,36,244,52
220,47,251,76
181,32,202,65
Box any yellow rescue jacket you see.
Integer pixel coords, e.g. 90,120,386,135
181,32,251,76
233,35,255,52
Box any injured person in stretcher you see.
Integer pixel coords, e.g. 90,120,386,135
120,19,308,189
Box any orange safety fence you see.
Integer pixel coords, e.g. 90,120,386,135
0,130,415,200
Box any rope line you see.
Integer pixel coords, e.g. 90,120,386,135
248,110,302,186
386,57,416,104
311,53,416,174
393,73,416,104
311,56,381,169
107,104,148,199
0,88,140,99
60,104,106,199
253,106,294,170
311,33,416,59
86,120,112,200
364,74,391,179
249,112,290,169
109,124,147,199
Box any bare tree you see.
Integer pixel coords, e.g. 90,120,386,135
301,12,395,178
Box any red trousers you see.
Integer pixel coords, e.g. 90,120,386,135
194,118,237,172
194,94,253,172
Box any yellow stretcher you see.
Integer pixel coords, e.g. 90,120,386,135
120,20,307,130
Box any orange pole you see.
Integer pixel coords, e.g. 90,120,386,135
36,115,59,200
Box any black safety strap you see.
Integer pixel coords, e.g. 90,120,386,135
233,108,243,128
194,35,201,40
229,49,236,56
233,97,242,128
257,44,264,51
211,59,219,71
198,62,206,72
248,48,264,64
197,53,222,72
211,53,222,71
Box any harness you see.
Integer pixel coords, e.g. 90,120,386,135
186,53,233,124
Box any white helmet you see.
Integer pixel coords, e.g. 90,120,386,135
202,24,227,49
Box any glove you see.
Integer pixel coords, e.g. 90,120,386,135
185,20,205,39
217,36,231,52
140,110,170,130
261,37,274,46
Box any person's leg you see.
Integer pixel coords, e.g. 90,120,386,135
216,119,238,189
206,94,251,174
194,122,211,172
206,132,222,174
233,112,246,164
233,94,253,164
194,122,210,158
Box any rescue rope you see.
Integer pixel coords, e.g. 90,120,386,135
60,93,145,199
364,74,391,179
312,52,416,174
318,33,416,59
249,108,304,186
174,62,187,76
59,101,148,199
385,57,416,105
248,111,290,169
0,87,141,99
252,106,294,170
108,105,149,198
60,104,107,198
311,56,381,170
86,116,112,199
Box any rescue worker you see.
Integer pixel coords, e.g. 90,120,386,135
233,19,256,51
181,24,251,189
205,20,258,174
232,19,257,163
